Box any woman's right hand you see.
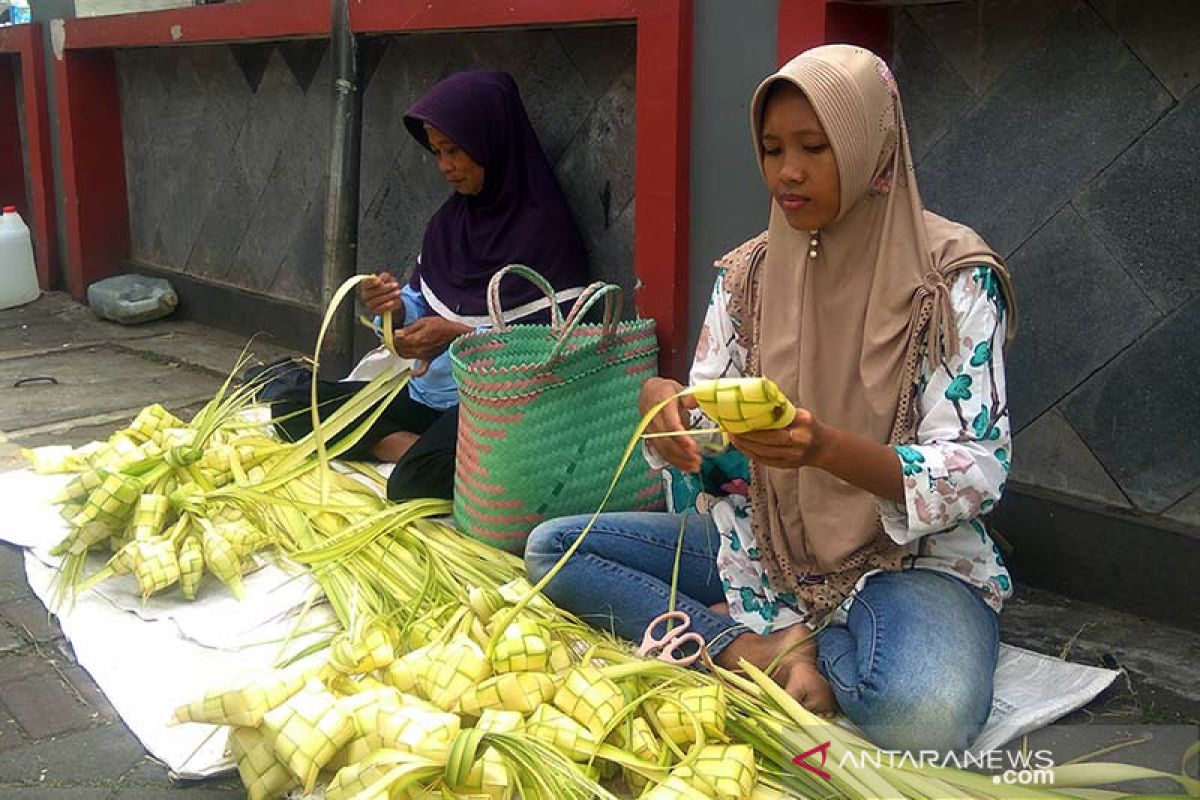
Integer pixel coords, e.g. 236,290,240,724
361,271,403,316
640,377,702,473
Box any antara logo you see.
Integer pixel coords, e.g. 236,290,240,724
791,741,833,781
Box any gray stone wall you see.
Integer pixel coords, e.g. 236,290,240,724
116,42,333,307
115,26,636,312
893,0,1199,529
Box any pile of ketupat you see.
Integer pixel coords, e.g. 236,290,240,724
23,350,410,608
22,275,1197,799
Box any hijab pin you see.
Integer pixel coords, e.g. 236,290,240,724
808,230,820,259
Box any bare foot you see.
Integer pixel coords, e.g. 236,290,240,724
715,623,837,715
370,431,419,462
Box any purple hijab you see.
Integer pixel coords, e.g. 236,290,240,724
404,70,589,319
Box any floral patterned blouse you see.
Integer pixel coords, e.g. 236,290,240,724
657,265,1012,633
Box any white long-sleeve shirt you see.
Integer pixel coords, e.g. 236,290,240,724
663,265,1012,632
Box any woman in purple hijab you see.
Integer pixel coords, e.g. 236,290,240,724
276,70,589,502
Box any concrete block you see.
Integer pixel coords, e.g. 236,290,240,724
1063,295,1200,513
1075,87,1200,314
1004,206,1160,428
916,4,1173,256
1091,0,1200,100
891,10,976,164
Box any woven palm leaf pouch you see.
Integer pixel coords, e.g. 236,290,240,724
449,265,664,553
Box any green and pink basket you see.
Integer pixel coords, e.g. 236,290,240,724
449,265,665,554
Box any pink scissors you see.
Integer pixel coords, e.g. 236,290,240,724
637,611,706,667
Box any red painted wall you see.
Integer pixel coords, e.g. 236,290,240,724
0,55,27,221
57,49,129,298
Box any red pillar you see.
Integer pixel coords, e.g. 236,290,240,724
0,24,58,289
634,0,693,380
56,48,129,300
0,56,25,223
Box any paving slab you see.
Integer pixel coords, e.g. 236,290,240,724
0,580,33,603
115,756,246,796
60,667,118,725
0,715,26,754
0,596,61,645
0,788,112,799
112,787,245,799
0,672,98,740
105,331,300,380
0,542,26,583
0,295,182,359
0,653,53,686
0,625,24,654
0,722,148,784
0,347,220,433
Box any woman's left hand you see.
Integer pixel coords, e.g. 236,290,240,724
393,317,471,368
729,408,830,471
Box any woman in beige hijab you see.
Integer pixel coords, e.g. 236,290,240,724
526,45,1016,753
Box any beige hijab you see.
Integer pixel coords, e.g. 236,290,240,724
732,45,1016,619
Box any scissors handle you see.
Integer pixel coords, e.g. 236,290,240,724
637,612,704,666
638,611,689,652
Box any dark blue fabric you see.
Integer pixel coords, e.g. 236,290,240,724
403,70,589,317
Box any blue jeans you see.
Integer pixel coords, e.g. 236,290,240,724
525,512,999,753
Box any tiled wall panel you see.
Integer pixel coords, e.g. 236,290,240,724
894,0,1200,527
116,26,636,310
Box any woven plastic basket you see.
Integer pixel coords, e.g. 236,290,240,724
449,265,664,553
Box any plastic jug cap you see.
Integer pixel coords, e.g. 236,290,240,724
1,206,14,214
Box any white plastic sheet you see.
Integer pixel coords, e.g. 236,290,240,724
0,468,334,778
0,467,1117,780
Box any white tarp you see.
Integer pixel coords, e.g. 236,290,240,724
0,467,1117,780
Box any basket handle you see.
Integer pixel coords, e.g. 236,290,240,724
546,282,623,364
486,264,566,332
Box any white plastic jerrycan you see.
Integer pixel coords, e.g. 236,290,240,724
0,205,40,310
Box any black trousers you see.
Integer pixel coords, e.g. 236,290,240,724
272,380,458,502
